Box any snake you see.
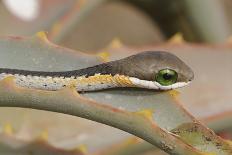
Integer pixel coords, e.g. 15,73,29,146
0,51,194,92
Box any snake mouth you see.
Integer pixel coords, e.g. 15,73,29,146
129,77,190,90
154,81,190,90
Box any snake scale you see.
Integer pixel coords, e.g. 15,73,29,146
0,51,194,92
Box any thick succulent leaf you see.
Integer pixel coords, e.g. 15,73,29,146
0,110,132,153
0,33,101,69
172,122,232,155
101,42,232,122
0,132,84,155
48,0,110,44
0,34,132,153
83,89,192,131
91,40,232,154
0,34,231,155
0,76,206,155
48,0,164,51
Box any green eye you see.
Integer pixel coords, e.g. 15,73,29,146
155,69,178,86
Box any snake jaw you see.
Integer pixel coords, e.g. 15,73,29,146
129,77,190,90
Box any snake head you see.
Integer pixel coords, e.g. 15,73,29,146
114,51,194,90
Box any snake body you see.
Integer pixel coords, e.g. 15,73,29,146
0,51,194,91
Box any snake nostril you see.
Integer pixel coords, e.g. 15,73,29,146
189,75,194,82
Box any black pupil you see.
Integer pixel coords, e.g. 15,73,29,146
163,73,173,80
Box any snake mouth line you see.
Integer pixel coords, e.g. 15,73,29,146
129,77,190,90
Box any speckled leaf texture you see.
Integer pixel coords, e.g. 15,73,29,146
0,33,231,155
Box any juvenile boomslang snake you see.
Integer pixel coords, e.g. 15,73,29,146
0,51,194,92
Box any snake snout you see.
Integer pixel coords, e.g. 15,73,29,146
185,69,194,82
189,73,194,81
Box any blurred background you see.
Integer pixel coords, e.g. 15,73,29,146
1,0,232,50
0,0,232,155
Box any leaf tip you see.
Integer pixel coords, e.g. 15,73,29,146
58,83,80,97
38,129,49,141
134,109,154,120
97,51,110,62
3,123,14,135
108,38,123,49
75,144,88,154
168,33,185,44
35,31,49,42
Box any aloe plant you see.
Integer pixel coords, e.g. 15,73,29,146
0,32,231,155
0,1,232,154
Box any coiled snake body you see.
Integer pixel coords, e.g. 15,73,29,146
0,51,194,91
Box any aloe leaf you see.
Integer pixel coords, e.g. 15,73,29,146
102,42,232,125
49,0,109,43
0,132,84,155
48,0,164,51
92,41,232,155
0,33,231,155
172,122,232,155
0,76,205,155
0,33,101,70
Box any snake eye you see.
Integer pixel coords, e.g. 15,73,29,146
155,69,178,86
